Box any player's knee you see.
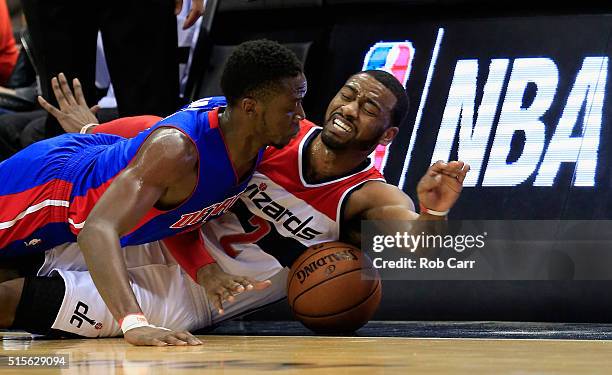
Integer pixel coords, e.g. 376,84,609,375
0,278,24,328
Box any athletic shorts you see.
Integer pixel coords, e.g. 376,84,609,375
0,133,122,257
24,241,287,337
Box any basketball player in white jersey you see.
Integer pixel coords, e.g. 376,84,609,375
0,70,469,341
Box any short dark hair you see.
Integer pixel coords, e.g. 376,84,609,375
362,70,410,128
221,39,304,105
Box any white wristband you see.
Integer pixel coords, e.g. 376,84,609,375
120,313,151,334
80,123,99,134
419,203,449,217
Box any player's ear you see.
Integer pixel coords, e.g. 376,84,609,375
240,97,258,117
379,126,399,146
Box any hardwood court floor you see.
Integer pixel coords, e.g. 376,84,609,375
2,322,612,374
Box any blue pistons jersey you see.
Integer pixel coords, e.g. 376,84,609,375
0,96,261,256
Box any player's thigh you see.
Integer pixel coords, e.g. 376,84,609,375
51,264,201,337
38,241,177,276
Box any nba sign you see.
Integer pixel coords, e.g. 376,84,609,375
363,42,415,88
362,42,415,172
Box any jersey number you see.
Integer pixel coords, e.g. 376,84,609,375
219,215,271,257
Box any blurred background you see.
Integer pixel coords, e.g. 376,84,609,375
2,0,612,323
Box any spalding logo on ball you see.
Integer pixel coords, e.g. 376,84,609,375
294,248,357,284
287,241,382,334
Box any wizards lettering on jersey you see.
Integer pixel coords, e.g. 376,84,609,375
243,183,323,241
170,194,241,229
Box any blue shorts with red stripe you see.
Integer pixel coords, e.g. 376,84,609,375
0,132,122,258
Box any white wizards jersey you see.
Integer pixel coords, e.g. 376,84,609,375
201,121,385,280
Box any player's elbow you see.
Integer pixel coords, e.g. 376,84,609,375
77,220,116,253
76,222,95,247
366,205,419,221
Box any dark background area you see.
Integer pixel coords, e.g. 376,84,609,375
188,0,612,323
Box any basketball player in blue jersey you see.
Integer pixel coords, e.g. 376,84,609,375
0,39,308,346
0,69,470,339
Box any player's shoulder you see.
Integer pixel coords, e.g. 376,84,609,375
143,127,197,160
152,96,228,137
184,96,227,111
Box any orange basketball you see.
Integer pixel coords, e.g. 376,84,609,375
287,241,382,334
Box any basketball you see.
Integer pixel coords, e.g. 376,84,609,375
287,241,382,334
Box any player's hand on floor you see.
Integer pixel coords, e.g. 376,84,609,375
123,325,203,346
37,72,100,134
417,160,470,212
196,263,272,314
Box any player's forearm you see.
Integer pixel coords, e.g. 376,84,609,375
163,231,217,281
362,206,447,253
77,222,142,322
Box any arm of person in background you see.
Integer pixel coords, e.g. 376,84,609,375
37,74,100,133
39,74,160,136
0,86,15,95
175,0,206,30
39,73,271,316
38,73,159,137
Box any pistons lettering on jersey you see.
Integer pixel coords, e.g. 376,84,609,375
170,195,241,229
244,183,323,241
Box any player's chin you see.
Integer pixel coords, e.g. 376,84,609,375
271,140,290,149
320,130,349,150
271,134,295,149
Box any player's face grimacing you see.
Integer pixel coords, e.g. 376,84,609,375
259,73,307,149
322,73,397,152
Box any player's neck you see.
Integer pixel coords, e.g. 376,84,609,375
305,135,368,182
218,108,263,181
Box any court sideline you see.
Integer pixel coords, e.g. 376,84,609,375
2,321,612,374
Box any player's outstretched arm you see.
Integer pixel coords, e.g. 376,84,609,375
341,161,469,246
347,160,470,221
343,160,470,241
179,0,206,30
344,181,418,222
78,128,201,346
